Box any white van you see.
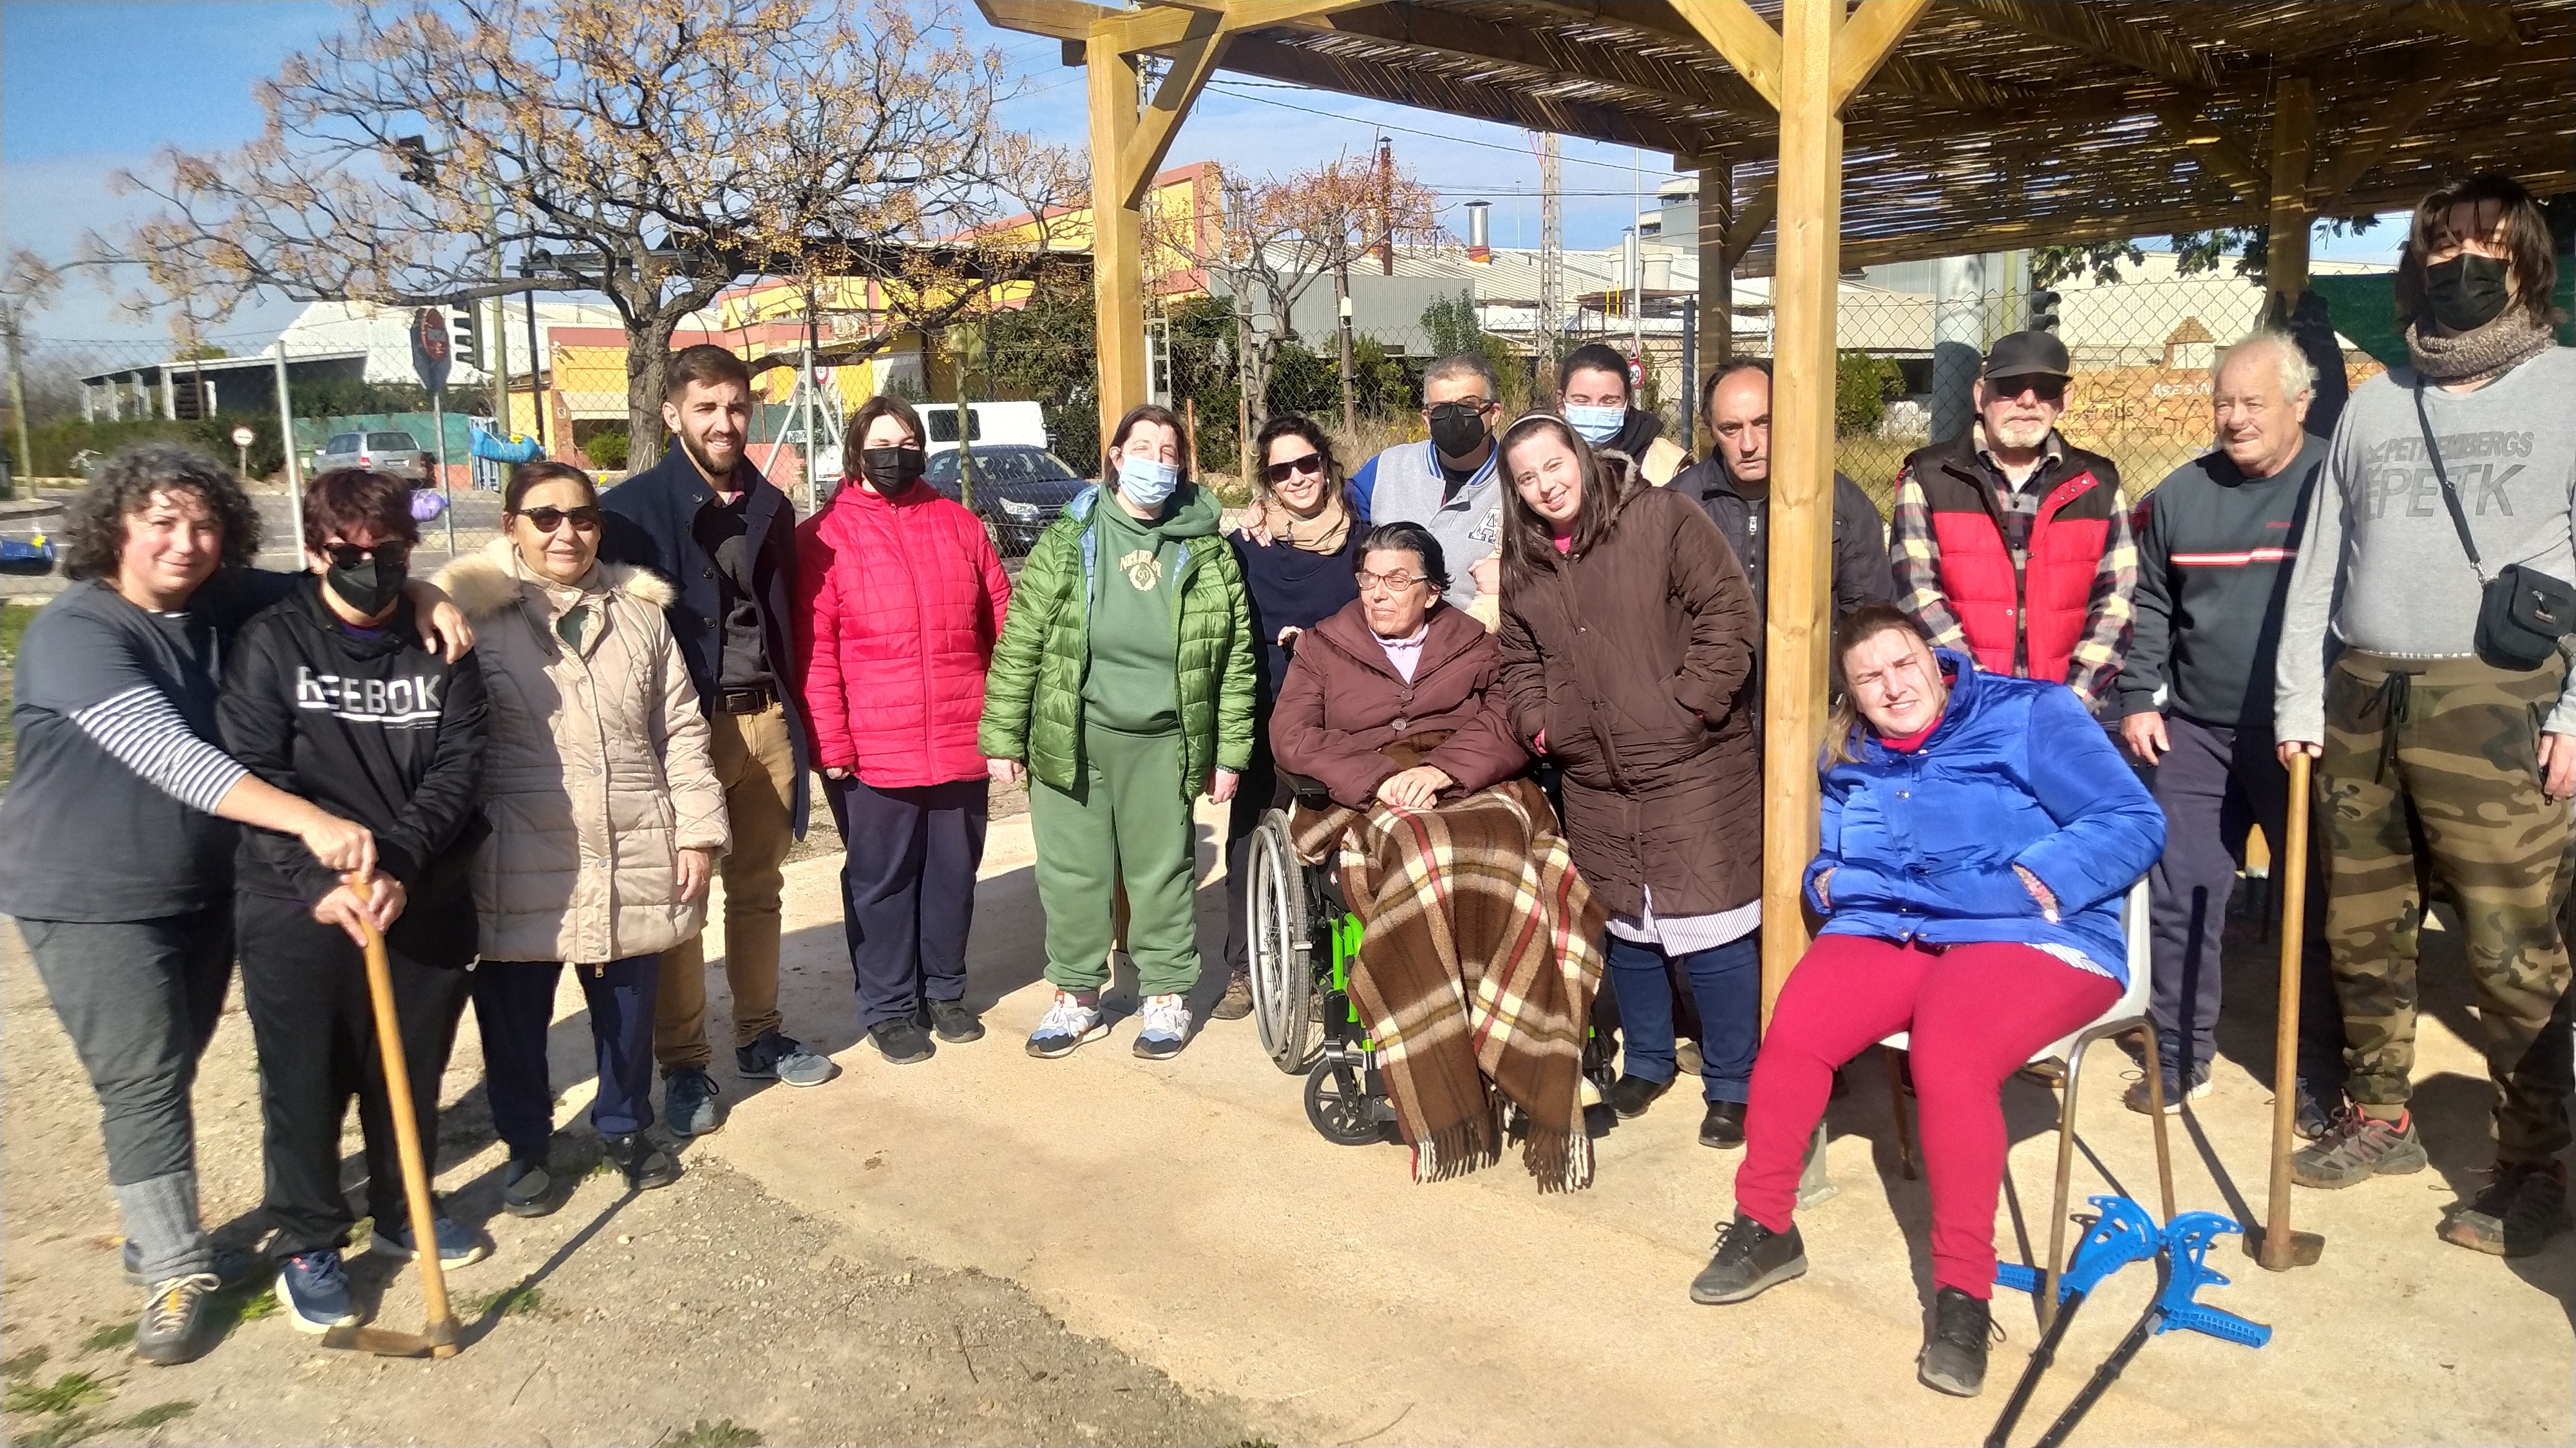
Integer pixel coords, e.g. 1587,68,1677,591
918,401,1048,460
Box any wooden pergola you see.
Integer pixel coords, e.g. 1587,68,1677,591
981,0,2576,1006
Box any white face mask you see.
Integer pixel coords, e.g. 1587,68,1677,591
1564,404,1624,444
1117,455,1181,510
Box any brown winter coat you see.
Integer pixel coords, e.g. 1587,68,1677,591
1271,600,1529,809
1497,483,1761,919
435,537,728,964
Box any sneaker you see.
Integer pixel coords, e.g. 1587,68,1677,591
132,1273,219,1366
1690,1213,1808,1304
1027,991,1108,1059
500,1157,556,1219
1210,972,1254,1022
2121,1069,2213,1116
1700,1100,1748,1149
662,1065,723,1136
372,1208,488,1270
1607,1074,1673,1119
602,1132,681,1191
870,1018,936,1065
2438,1159,2574,1257
1132,993,1192,1060
2291,1107,2429,1188
123,1241,260,1290
277,1251,359,1334
736,1031,836,1088
925,996,986,1043
1918,1286,2000,1397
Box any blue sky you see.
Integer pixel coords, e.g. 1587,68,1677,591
1,1,2403,348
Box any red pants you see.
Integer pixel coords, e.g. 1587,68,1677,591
1730,935,2119,1297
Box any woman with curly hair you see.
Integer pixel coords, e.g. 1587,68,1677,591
0,444,469,1367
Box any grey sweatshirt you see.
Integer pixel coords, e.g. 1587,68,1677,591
2275,347,2576,743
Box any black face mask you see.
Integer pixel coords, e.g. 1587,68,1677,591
325,556,407,618
2423,254,2513,334
858,446,927,493
1427,403,1490,461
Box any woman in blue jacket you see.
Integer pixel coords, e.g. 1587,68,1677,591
1687,604,2163,1400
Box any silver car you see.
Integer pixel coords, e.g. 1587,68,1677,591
313,430,433,486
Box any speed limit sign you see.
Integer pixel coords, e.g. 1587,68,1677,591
231,425,255,448
231,424,256,479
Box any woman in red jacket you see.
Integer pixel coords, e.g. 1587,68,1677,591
796,395,1013,1065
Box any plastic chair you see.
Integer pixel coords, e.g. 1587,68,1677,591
1876,878,2177,1329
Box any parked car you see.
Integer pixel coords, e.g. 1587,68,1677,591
313,430,433,486
922,444,1085,557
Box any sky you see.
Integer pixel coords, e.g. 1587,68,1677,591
0,0,2407,351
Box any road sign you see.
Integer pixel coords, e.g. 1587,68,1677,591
231,425,255,448
411,308,453,394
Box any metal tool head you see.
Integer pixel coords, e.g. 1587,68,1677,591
2242,1222,2327,1270
319,1320,457,1358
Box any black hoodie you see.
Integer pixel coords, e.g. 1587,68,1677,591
216,578,489,966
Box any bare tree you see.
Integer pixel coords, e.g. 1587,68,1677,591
97,0,1075,470
1,251,63,484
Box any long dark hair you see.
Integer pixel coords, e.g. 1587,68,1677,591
1253,412,1353,514
1105,403,1193,486
1497,410,1636,590
2395,172,2564,329
60,443,261,582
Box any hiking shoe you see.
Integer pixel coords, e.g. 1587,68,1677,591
123,1241,260,1290
1133,994,1192,1060
737,1031,836,1088
871,1018,936,1065
277,1251,359,1334
1700,1100,1748,1149
2438,1159,2574,1257
1028,990,1108,1058
500,1157,555,1218
2292,1107,2428,1188
1918,1286,2000,1397
662,1066,723,1136
1607,1074,1673,1119
1690,1213,1808,1304
2121,1068,2211,1116
1211,972,1255,1021
603,1132,681,1192
373,1207,488,1270
133,1273,219,1366
926,996,985,1043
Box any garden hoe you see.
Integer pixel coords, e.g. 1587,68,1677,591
321,876,460,1359
2246,753,2326,1272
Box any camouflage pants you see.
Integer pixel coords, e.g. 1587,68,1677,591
2318,651,2576,1160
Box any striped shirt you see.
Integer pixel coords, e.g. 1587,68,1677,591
1605,886,1761,953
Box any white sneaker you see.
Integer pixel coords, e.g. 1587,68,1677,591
1025,991,1107,1059
1132,994,1192,1060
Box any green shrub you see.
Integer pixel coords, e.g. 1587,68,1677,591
1835,350,1906,435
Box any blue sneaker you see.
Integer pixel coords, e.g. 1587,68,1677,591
372,1210,488,1270
735,1031,837,1088
1132,993,1191,1060
277,1252,359,1333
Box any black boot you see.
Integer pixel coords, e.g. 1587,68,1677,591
1918,1286,1996,1396
1607,1074,1673,1118
1698,1100,1747,1148
1689,1212,1808,1304
603,1132,680,1191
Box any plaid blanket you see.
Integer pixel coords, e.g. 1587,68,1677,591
1291,745,1606,1192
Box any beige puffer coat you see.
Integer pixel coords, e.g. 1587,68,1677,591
436,537,728,964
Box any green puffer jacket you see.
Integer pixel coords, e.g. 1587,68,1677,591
977,484,1256,795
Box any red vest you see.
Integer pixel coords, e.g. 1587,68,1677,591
1904,433,2122,685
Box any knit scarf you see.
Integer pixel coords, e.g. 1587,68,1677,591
2407,309,2556,386
1260,492,1351,553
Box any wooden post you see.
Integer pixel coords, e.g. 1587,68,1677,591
1697,157,1733,394
1758,0,1846,1023
2265,74,2316,320
1087,33,1148,457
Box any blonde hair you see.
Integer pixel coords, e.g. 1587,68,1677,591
1821,604,1938,767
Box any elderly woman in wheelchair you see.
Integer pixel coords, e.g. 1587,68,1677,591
1246,520,1609,1189
1690,604,2164,1399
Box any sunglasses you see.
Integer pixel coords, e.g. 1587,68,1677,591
1264,452,1325,485
323,541,412,571
518,505,602,535
1991,377,2068,405
1356,569,1430,594
1425,399,1494,424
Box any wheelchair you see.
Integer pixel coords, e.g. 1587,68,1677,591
1241,769,1615,1148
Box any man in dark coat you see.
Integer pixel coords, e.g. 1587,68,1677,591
600,344,829,1136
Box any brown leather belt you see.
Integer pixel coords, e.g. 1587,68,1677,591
717,685,775,714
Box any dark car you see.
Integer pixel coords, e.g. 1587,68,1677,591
923,444,1086,557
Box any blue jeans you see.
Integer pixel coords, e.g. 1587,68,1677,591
1605,932,1761,1103
471,955,659,1159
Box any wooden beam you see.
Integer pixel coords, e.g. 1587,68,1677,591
1515,0,2018,115
1723,177,1777,265
1217,33,1719,155
1086,35,1147,451
2266,74,2317,313
1953,0,2215,90
1309,4,1774,122
2401,0,2526,48
977,0,1114,42
2307,86,2443,209
1695,156,1732,383
1832,0,1933,111
1099,0,1382,53
1667,0,1784,110
2154,102,2267,208
1119,9,1228,209
1760,0,1842,1024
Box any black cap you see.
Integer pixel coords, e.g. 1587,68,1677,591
1982,329,2072,383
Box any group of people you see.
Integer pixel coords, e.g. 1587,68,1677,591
3,171,2567,1397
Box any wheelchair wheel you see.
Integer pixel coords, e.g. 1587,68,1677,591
1303,1057,1381,1145
1247,813,1316,1073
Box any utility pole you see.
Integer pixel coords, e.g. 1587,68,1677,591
1532,130,1563,388
800,288,819,515
1374,137,1395,276
521,254,547,450
3,311,30,497
1334,272,1356,439
483,187,512,448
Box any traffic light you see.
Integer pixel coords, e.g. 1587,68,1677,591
2029,289,2063,334
449,305,479,370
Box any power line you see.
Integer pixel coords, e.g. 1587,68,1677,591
1198,82,1662,176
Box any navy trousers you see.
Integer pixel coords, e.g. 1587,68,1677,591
825,775,988,1031
1606,931,1761,1103
2142,713,2346,1093
470,955,659,1160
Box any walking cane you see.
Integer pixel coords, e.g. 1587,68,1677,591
2246,752,2326,1272
321,875,461,1358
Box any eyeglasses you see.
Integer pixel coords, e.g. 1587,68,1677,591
1991,377,2068,405
1263,452,1325,484
1356,569,1430,594
1425,399,1494,424
518,505,602,535
323,541,412,571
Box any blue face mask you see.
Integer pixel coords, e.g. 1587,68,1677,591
1564,403,1625,444
1117,455,1181,511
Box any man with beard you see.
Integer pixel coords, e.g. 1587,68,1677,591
600,345,830,1138
1890,330,2137,711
